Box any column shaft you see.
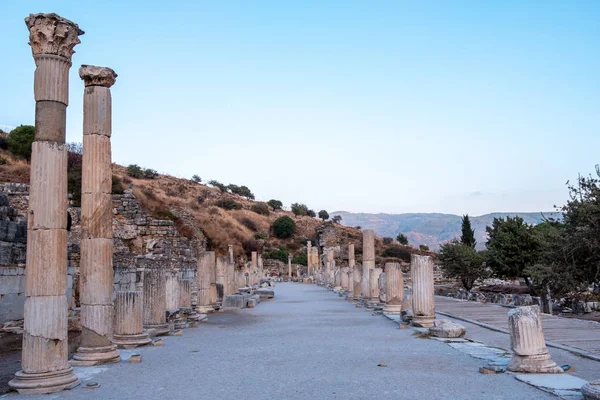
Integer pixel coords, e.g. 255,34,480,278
410,255,435,327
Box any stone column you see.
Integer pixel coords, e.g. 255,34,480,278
113,268,152,348
340,267,349,291
165,266,184,330
348,244,355,268
228,244,234,264
207,252,218,307
178,273,192,321
507,306,562,373
306,241,312,276
582,380,600,399
142,257,169,335
353,264,362,299
288,255,292,278
410,255,435,327
383,262,403,314
251,251,258,286
197,252,215,314
216,256,227,298
362,230,375,301
258,254,263,280
10,14,84,394
369,267,382,303
71,65,120,366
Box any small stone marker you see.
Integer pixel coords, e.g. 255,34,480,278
85,382,100,389
128,353,142,363
153,339,164,346
173,330,183,336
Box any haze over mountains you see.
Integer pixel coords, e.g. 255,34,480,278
331,211,560,251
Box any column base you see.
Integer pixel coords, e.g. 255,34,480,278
71,345,121,366
9,367,80,395
144,323,170,336
412,315,435,328
507,352,563,374
112,332,152,349
383,305,402,314
196,305,214,314
582,379,600,399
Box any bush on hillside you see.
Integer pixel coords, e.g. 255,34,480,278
263,248,289,263
332,215,342,223
240,217,258,231
268,199,283,211
208,179,228,192
383,237,393,245
112,175,125,194
292,253,308,266
228,184,255,200
272,216,296,238
318,210,329,221
7,125,35,161
396,233,409,245
191,174,201,183
217,198,242,210
307,209,316,218
250,202,270,216
419,244,430,251
381,245,411,262
291,203,309,216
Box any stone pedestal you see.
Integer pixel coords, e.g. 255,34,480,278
368,267,382,303
142,258,169,335
197,252,215,313
112,269,151,348
582,380,600,400
362,230,375,301
383,262,403,314
9,13,84,394
507,306,562,373
71,65,120,366
410,255,435,327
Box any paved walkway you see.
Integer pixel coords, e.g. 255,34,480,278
435,296,600,360
9,284,556,399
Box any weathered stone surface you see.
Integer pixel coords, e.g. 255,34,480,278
256,288,274,299
583,380,600,400
507,306,562,374
25,13,84,59
383,262,403,314
411,254,435,328
222,294,248,309
429,319,466,338
79,65,117,88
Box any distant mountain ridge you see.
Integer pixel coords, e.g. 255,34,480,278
331,211,560,251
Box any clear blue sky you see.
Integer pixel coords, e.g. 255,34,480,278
1,1,598,216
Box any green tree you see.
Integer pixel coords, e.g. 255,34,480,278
332,215,342,223
7,125,35,160
126,164,143,178
262,248,289,263
191,174,201,183
318,210,329,221
460,214,476,248
438,240,487,290
485,216,540,286
419,244,429,251
228,184,255,199
291,203,309,216
292,252,308,266
250,202,270,216
208,180,228,192
267,199,283,211
272,216,296,238
396,233,409,245
307,209,316,218
381,246,411,262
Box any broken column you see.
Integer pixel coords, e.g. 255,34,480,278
251,251,258,286
9,13,84,394
353,264,362,299
582,380,600,400
362,230,375,302
142,256,169,335
288,255,292,278
506,306,563,373
208,252,218,307
410,255,435,327
307,241,312,276
178,269,193,323
113,268,152,348
383,262,403,314
165,265,185,330
196,252,214,314
368,267,382,304
228,244,234,264
340,267,349,291
215,256,228,300
72,65,120,366
258,254,264,280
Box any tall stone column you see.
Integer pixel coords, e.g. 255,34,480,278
71,65,120,365
197,252,215,314
251,251,258,286
10,13,84,395
288,255,292,278
340,267,349,291
410,255,435,327
362,230,375,301
353,264,362,299
142,257,169,336
369,267,382,302
383,262,403,314
306,241,312,276
228,244,234,264
258,254,264,280
207,252,217,307
507,306,562,373
215,256,228,298
113,268,152,348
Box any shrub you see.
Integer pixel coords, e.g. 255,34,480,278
381,246,412,262
112,175,125,194
396,233,409,245
307,209,316,218
243,238,261,254
383,237,393,245
7,125,34,160
66,142,82,206
272,216,296,238
250,202,270,216
263,248,289,263
419,244,430,251
291,203,309,216
143,168,158,179
228,184,255,200
267,199,283,211
0,157,7,165
127,164,144,178
254,232,268,240
191,174,201,183
332,215,342,223
208,179,228,192
216,198,242,210
0,137,7,150
292,253,308,266
240,217,258,231
141,188,156,200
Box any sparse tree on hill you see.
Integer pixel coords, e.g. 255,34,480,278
7,125,34,161
208,179,228,192
332,215,342,223
396,233,409,245
268,199,283,211
291,203,309,216
460,214,476,248
318,210,329,221
307,209,316,218
438,240,487,291
272,216,296,238
419,244,429,251
191,175,201,183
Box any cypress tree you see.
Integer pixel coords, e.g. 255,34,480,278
460,214,476,248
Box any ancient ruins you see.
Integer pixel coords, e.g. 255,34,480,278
0,11,598,400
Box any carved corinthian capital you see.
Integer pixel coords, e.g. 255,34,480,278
25,13,84,60
79,65,118,88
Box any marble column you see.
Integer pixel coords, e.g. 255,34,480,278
10,13,84,394
507,306,562,373
258,254,264,280
142,257,169,335
251,251,258,286
197,252,215,313
307,241,312,276
71,65,120,366
362,230,375,301
340,267,349,291
165,266,184,330
348,244,355,269
207,252,218,307
178,272,192,322
216,256,228,298
383,262,403,314
582,380,600,400
288,255,292,278
311,247,318,280
113,268,152,348
410,254,435,327
353,264,362,299
369,267,382,302
228,244,234,264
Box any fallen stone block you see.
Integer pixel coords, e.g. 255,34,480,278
256,288,274,300
223,294,248,309
429,319,466,338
